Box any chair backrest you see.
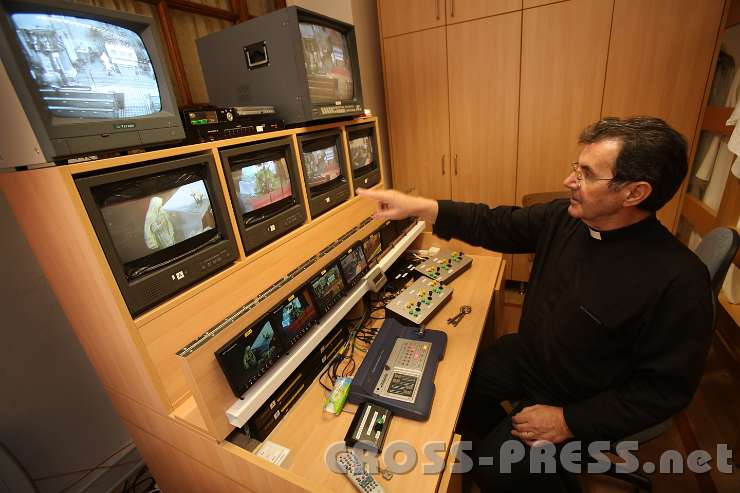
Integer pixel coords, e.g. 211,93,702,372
694,227,740,298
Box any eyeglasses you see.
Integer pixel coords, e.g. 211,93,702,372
570,162,614,185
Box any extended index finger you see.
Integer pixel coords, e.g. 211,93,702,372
356,187,390,201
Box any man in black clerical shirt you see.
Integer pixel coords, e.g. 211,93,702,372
357,117,713,492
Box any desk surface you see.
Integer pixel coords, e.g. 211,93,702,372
267,254,503,493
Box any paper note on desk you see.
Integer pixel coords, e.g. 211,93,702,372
255,440,290,466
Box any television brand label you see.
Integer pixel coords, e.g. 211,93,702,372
114,123,136,130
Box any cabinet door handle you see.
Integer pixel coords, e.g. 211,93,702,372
441,155,446,175
436,0,440,20
451,0,455,17
454,154,458,175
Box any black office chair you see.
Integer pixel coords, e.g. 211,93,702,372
562,227,740,493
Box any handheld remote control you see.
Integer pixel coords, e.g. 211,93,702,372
336,451,385,493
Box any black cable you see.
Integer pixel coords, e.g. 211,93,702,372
53,441,134,493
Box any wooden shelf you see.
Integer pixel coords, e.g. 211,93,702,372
702,106,735,136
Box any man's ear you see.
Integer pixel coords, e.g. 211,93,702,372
623,181,652,208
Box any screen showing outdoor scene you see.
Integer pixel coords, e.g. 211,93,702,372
273,290,317,343
230,158,293,215
349,135,373,170
299,22,353,103
303,145,341,189
100,179,214,264
311,264,344,309
339,246,367,286
11,13,161,119
218,319,281,392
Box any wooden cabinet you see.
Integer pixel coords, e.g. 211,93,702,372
448,12,520,206
379,0,725,282
602,0,725,230
378,0,445,38
383,27,451,199
445,0,521,24
512,0,612,280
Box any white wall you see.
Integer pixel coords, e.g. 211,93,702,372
0,192,134,493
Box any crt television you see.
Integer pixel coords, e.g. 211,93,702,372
298,129,350,218
196,6,363,125
75,153,239,316
220,137,306,254
346,122,381,188
215,313,285,398
0,0,184,167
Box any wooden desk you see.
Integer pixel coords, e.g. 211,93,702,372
267,254,503,492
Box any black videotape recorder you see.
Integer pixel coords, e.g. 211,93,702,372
180,105,284,143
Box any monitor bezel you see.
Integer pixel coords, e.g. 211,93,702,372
221,138,302,224
271,285,319,349
0,0,180,142
338,241,368,289
298,129,348,196
75,152,238,316
308,261,347,315
293,8,364,113
346,122,380,179
215,312,286,398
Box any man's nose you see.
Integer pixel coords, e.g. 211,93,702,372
564,171,579,190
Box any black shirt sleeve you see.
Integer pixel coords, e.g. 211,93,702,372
562,269,714,442
432,199,564,254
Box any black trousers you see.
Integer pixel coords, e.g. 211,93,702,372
459,333,571,493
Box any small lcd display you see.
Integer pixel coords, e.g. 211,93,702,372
230,158,293,215
302,145,342,189
273,288,318,346
11,13,161,119
339,245,367,287
310,264,345,311
349,135,374,171
216,318,282,396
99,179,215,265
299,22,353,104
362,231,381,263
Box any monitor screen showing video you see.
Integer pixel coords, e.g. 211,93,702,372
339,245,367,287
273,288,318,346
299,22,354,104
302,145,342,189
310,264,345,311
349,135,374,171
99,178,215,265
216,317,282,396
230,158,293,215
362,231,381,263
11,13,162,119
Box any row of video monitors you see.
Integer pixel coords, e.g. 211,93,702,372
75,123,381,317
215,217,415,399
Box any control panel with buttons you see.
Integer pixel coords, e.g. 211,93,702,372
414,249,473,284
384,276,452,326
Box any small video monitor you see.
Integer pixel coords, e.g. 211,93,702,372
379,220,400,251
272,287,319,348
339,243,368,288
215,315,284,398
309,262,346,314
362,231,382,264
298,130,350,218
347,122,381,188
